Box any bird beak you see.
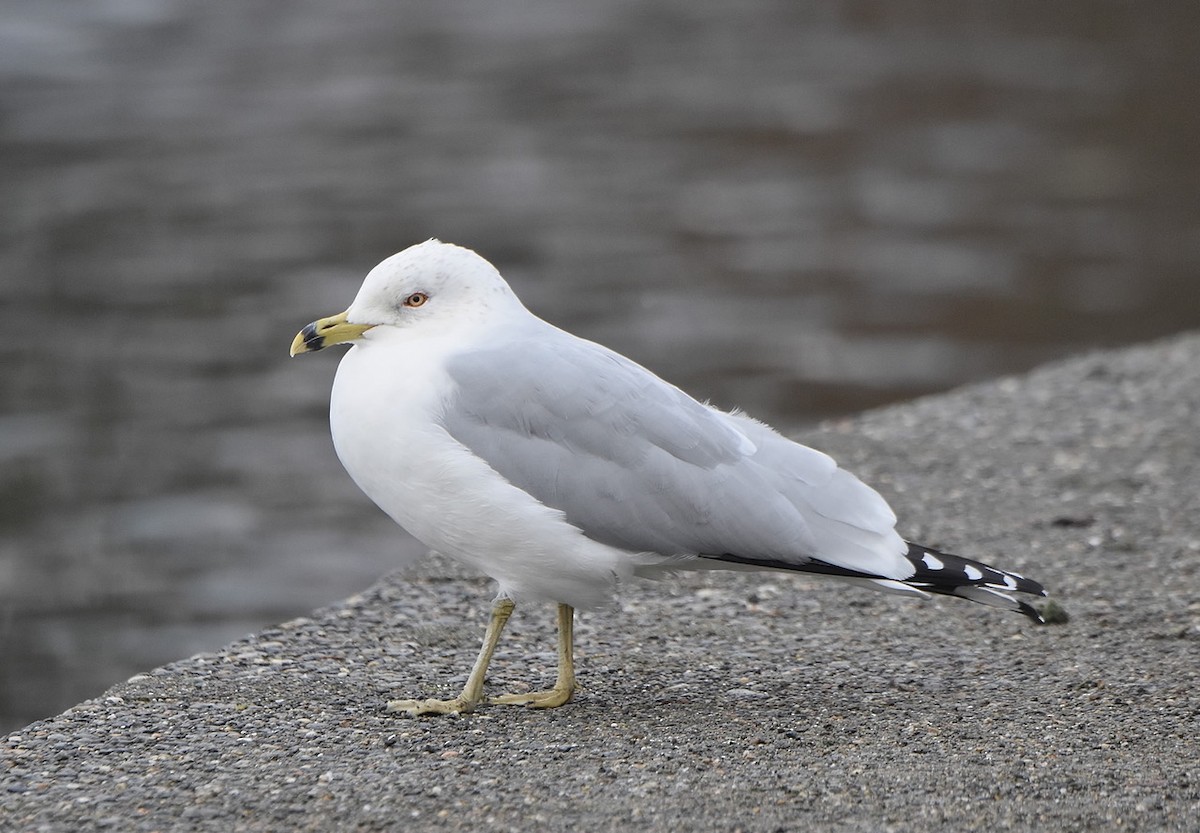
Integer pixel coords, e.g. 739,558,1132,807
290,310,375,356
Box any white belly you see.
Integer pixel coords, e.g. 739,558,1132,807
329,336,628,608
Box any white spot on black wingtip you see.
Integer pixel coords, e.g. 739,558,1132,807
904,541,1049,620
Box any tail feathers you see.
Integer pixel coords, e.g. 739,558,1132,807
901,542,1047,622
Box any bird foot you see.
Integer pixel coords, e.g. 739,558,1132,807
385,696,478,716
488,685,575,709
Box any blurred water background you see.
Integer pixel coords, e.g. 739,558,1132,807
2,1,1199,732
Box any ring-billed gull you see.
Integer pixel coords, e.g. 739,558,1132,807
291,240,1048,716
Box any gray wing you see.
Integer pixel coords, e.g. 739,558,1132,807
442,326,908,578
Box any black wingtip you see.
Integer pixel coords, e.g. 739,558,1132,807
1017,598,1045,624
702,544,1057,624
904,541,1051,622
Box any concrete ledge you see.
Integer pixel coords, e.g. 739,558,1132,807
4,333,1199,831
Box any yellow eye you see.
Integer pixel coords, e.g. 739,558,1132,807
403,292,428,308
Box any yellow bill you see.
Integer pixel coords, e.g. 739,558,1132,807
290,310,374,356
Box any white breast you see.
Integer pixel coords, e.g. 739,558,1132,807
329,331,630,608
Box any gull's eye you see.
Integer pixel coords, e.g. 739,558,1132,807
403,292,429,308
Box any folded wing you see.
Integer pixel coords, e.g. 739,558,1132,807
442,325,912,580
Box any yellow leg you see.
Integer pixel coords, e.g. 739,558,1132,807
489,603,576,709
386,597,515,716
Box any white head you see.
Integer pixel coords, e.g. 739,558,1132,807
290,240,526,355
349,240,524,326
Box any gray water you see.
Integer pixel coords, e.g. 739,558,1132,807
2,1,1199,732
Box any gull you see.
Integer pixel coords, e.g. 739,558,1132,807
290,240,1048,716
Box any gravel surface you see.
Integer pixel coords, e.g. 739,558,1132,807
4,333,1199,832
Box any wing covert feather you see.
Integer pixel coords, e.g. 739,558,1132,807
442,327,907,577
